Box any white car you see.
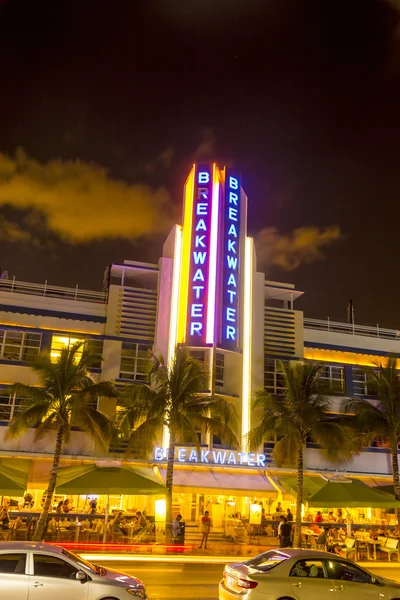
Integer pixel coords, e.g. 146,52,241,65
219,548,400,600
0,541,147,599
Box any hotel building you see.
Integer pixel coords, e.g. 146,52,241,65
0,163,397,524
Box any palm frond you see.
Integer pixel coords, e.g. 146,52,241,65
6,402,49,439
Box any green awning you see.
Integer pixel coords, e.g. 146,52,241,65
0,458,31,497
307,480,400,508
55,465,166,495
278,476,326,501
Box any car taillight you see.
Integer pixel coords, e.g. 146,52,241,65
236,578,258,589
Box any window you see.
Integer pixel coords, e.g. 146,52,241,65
244,550,288,573
319,365,344,394
325,560,371,584
119,343,150,381
189,350,205,363
0,393,29,421
215,353,224,388
33,554,78,579
0,330,41,362
290,560,326,579
0,553,26,574
264,358,287,394
84,339,103,369
50,336,103,366
352,369,377,397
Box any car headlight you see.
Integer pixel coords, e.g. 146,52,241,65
126,588,146,597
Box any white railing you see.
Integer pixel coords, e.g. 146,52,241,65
0,278,107,304
304,317,400,341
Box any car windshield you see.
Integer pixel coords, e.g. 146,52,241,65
61,549,98,574
244,550,290,572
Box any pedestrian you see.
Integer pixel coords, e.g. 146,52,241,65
279,517,292,548
277,515,285,543
172,514,183,544
286,508,293,522
199,511,212,549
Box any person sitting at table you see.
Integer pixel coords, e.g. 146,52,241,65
275,502,283,513
56,500,64,514
88,498,97,514
63,499,74,513
336,509,345,523
312,522,321,534
23,493,34,509
327,511,336,522
315,511,323,523
369,529,378,540
377,522,388,536
317,527,334,550
0,504,10,531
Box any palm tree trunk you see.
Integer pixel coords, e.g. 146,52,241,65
293,446,304,548
33,424,65,541
392,442,400,527
165,431,175,545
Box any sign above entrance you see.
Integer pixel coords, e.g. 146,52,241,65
154,447,268,468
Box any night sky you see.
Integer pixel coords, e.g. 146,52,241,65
1,0,400,327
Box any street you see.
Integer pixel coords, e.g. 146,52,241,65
98,560,400,600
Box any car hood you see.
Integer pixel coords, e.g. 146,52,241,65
96,566,145,590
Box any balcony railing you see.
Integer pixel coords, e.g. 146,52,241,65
0,278,107,304
304,317,400,341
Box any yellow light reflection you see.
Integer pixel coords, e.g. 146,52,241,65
242,237,253,451
304,348,395,368
177,165,195,344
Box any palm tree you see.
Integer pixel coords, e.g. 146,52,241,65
346,356,400,524
249,361,355,547
5,342,115,541
117,346,238,542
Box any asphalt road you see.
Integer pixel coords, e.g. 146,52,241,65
98,560,400,600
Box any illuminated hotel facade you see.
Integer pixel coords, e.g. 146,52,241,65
0,163,398,520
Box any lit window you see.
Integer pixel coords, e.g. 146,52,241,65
50,336,103,366
0,330,41,362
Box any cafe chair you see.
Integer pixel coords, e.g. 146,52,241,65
379,537,400,562
340,537,357,560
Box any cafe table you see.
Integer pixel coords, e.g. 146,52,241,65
366,539,380,561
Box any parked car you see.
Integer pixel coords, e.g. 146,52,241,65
219,548,400,599
0,541,147,599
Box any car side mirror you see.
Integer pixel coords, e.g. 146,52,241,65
370,577,377,585
76,571,87,583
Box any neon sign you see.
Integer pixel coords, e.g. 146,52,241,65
154,447,267,467
186,165,214,345
221,170,241,350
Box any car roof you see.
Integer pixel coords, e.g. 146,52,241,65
0,542,63,554
255,548,338,560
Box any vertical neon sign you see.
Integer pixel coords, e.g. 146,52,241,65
186,164,214,345
221,169,241,350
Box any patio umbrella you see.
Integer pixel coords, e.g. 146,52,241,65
306,479,400,508
0,458,31,497
278,475,326,502
55,465,166,542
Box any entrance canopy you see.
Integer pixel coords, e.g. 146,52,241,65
0,458,31,497
55,465,166,495
158,467,277,497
